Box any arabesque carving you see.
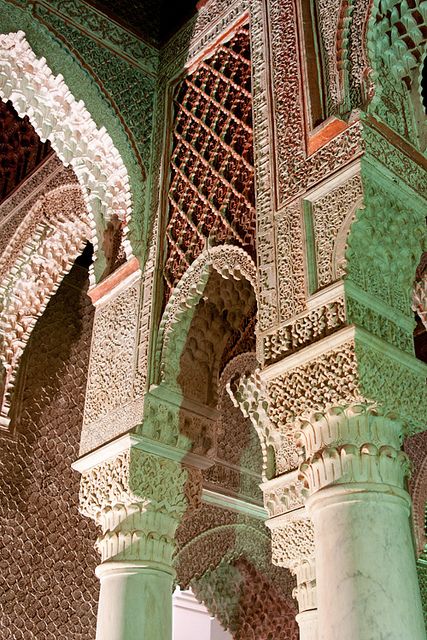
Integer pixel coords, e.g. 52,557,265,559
311,173,364,287
83,278,141,426
79,448,187,564
262,298,346,365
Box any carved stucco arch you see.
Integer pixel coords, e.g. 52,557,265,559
0,183,92,428
156,245,258,384
0,30,134,277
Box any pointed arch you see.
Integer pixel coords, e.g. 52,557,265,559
0,182,92,428
157,245,258,382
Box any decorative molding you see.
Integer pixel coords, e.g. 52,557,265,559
261,471,305,519
296,403,410,495
35,0,158,73
201,489,267,520
263,326,427,435
249,0,280,331
261,297,346,365
79,448,188,565
266,508,315,569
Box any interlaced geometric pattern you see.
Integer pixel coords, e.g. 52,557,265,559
164,25,256,300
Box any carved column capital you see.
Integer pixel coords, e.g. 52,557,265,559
296,403,411,497
79,447,188,568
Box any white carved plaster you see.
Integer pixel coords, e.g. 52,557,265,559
0,184,91,428
0,31,133,258
413,273,427,330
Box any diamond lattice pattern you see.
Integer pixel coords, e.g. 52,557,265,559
164,25,256,299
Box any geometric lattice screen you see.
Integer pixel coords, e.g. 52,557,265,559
164,24,256,300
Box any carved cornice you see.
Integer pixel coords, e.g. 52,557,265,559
261,326,427,436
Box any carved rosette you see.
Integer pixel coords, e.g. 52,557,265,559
79,449,188,569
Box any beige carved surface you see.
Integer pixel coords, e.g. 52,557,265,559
0,154,76,258
80,448,188,564
275,199,307,323
297,404,411,494
262,298,346,365
311,173,364,288
83,279,140,426
0,183,91,427
270,518,315,567
267,341,361,431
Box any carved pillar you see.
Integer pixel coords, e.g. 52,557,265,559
298,404,425,640
263,474,318,640
75,441,187,640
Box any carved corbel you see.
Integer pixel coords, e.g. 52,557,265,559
264,482,316,618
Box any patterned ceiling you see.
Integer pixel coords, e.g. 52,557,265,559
86,0,199,45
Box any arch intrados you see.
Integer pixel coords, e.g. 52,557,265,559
174,523,279,590
157,245,258,378
0,183,92,428
0,31,133,270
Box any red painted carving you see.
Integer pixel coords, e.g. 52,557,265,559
164,25,256,299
